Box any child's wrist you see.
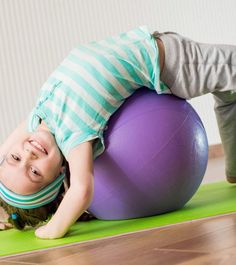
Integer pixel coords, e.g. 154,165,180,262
47,217,69,237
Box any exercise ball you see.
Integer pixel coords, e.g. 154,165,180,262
89,88,208,220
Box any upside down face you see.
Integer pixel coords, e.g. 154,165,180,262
0,123,64,195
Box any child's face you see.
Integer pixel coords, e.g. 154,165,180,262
0,129,64,195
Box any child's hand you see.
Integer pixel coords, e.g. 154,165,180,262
0,207,12,231
0,222,13,231
35,223,66,239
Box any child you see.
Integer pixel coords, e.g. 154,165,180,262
0,26,236,239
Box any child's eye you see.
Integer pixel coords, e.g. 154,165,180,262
31,167,41,176
11,154,20,161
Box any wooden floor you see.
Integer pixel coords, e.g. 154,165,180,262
1,156,236,265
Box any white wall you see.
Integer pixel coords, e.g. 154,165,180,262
1,0,236,145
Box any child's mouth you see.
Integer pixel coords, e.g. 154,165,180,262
29,140,48,155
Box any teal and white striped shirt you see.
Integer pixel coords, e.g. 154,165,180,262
28,26,170,159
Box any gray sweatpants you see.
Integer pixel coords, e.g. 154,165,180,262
153,31,236,177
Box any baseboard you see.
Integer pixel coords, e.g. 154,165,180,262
208,144,224,159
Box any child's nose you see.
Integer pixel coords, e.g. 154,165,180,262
24,148,38,160
23,141,42,159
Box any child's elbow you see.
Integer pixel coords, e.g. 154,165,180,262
72,181,94,202
82,184,94,202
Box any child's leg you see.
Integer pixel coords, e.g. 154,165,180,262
213,91,236,181
153,31,236,180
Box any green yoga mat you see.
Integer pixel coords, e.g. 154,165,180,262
1,181,236,257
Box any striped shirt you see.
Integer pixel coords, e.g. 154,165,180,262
28,26,170,159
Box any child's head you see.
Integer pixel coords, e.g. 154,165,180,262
0,128,64,195
0,125,69,229
0,166,69,230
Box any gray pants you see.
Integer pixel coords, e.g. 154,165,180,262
153,31,236,177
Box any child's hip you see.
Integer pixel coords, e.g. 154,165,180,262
153,31,236,99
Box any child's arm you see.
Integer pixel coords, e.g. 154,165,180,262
35,140,94,239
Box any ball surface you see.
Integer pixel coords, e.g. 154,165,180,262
89,88,208,220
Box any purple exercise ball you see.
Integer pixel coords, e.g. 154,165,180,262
88,88,208,220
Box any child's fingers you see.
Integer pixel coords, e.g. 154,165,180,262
0,222,13,230
5,223,13,229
